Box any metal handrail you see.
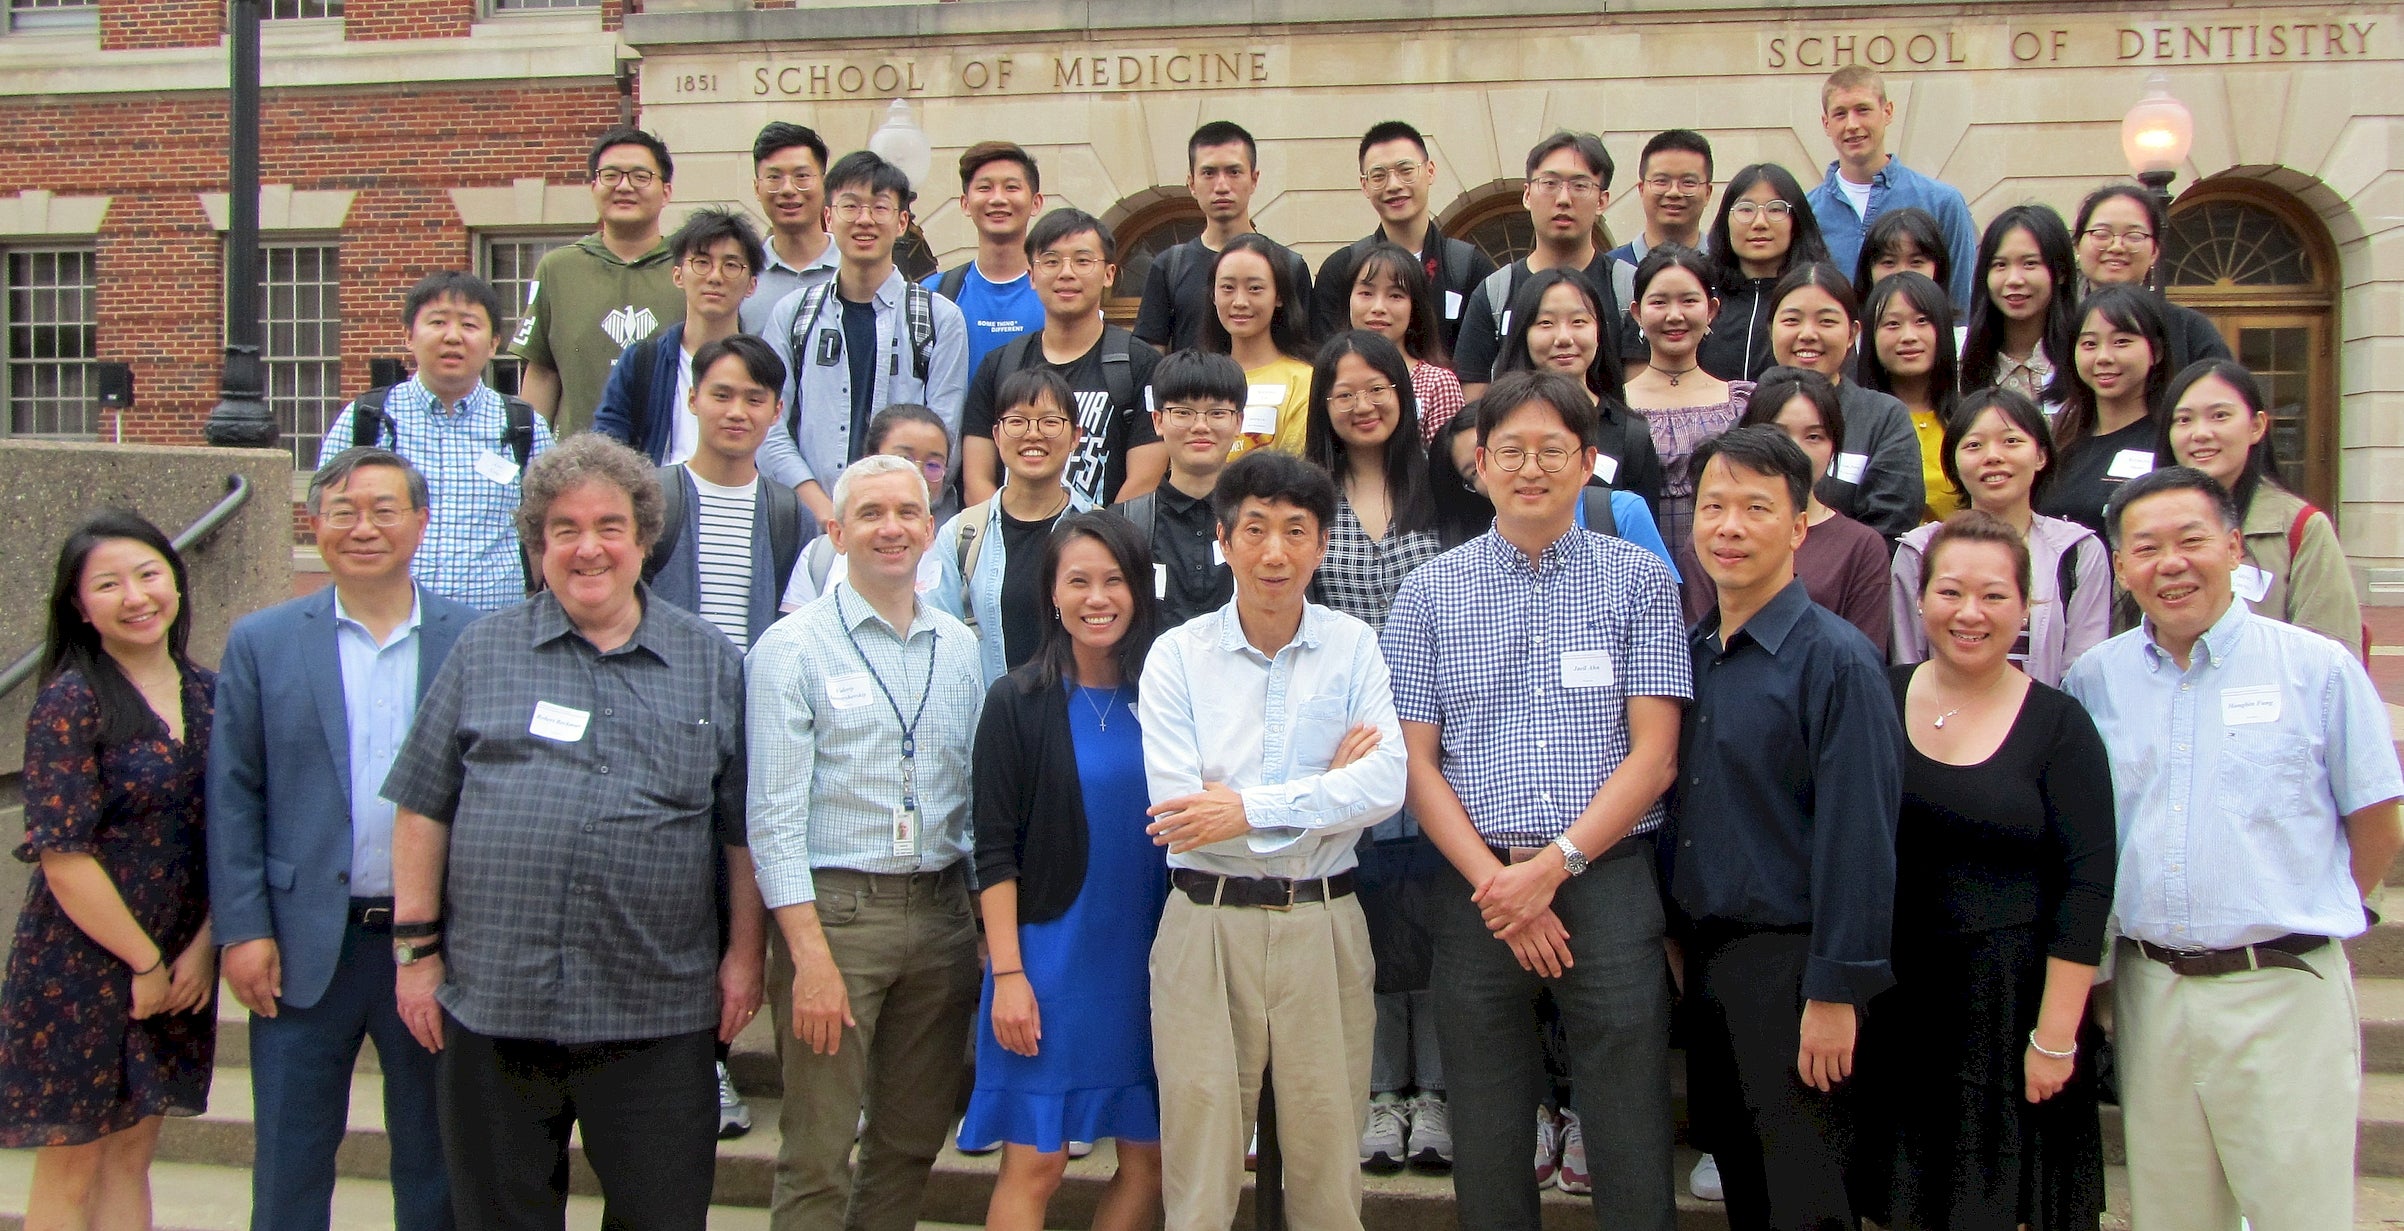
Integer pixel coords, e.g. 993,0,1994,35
0,473,254,702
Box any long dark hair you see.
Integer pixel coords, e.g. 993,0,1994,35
1705,163,1830,293
1943,386,2056,510
1350,241,1449,368
1859,270,1959,421
2052,285,2172,453
1493,266,1627,405
1199,233,1312,363
1304,331,1434,537
1027,511,1158,693
1428,402,1492,549
1960,205,2079,392
2160,358,2284,518
42,509,194,746
1850,207,1950,302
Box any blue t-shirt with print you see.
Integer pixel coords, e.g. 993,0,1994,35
924,263,1046,374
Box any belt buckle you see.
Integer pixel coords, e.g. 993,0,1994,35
359,905,392,927
1264,879,1297,912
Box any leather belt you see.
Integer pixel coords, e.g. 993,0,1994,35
2133,932,2329,979
1173,868,1356,910
348,898,395,930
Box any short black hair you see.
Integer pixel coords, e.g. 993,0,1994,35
589,126,673,183
668,206,765,278
1150,348,1247,410
1942,386,2055,508
1639,129,1714,180
751,122,827,171
1474,370,1598,448
1358,120,1429,164
309,446,427,515
1025,208,1115,263
958,140,1039,194
995,366,1077,421
1743,365,1847,461
1690,423,1813,516
2104,464,2240,549
400,270,504,334
1852,206,1951,301
1188,121,1258,172
1524,130,1613,190
867,403,948,453
690,334,787,397
825,150,914,210
1213,449,1338,539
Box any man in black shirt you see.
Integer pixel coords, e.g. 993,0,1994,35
1455,131,1626,399
1671,425,1901,1231
1133,120,1313,353
1111,349,1242,628
962,208,1165,508
1309,120,1496,354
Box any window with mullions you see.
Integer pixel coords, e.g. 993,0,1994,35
480,233,579,397
3,248,97,437
265,0,340,18
9,0,97,33
259,243,342,468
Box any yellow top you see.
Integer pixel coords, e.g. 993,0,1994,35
1915,407,1964,522
1228,355,1315,462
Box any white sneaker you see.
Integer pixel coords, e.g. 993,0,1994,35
1404,1091,1452,1171
1556,1110,1590,1195
1690,1153,1725,1201
1532,1107,1562,1189
715,1062,752,1140
956,1116,1000,1156
1360,1093,1408,1173
1066,1140,1094,1159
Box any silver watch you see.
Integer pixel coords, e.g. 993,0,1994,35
1553,835,1590,877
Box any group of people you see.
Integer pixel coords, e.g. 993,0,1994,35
0,58,2393,1231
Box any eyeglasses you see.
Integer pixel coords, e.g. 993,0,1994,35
1361,160,1425,188
319,507,412,530
1160,405,1239,426
2081,226,2154,248
1528,175,1603,198
1486,446,1577,474
1327,382,1398,411
682,255,752,278
1644,175,1707,194
830,201,900,222
996,414,1074,438
593,168,660,189
1729,200,1795,220
755,169,819,191
895,454,947,479
1033,254,1106,275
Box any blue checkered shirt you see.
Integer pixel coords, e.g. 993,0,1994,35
318,378,554,612
1382,526,1692,844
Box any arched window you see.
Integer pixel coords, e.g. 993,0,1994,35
2163,182,2340,515
1440,186,1612,272
1105,198,1204,328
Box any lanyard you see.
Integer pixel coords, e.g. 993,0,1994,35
834,589,938,801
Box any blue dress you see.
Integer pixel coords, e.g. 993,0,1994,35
958,685,1167,1151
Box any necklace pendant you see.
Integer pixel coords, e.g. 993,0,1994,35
1933,714,1948,729
1668,372,1681,386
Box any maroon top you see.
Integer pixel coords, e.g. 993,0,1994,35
1794,510,1892,657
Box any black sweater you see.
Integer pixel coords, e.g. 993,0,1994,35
971,665,1096,925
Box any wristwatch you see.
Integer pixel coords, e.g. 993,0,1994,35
1553,835,1590,877
393,936,444,966
392,918,442,940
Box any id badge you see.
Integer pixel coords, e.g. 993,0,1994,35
892,804,920,857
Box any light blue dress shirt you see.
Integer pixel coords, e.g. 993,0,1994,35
1805,156,1981,313
332,591,422,897
2062,600,2402,951
754,267,969,494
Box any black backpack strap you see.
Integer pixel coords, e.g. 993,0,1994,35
2056,534,2084,611
998,332,1040,375
936,264,971,303
765,479,805,600
643,465,688,586
501,397,537,469
785,282,833,433
1580,486,1616,538
623,334,661,454
1437,236,1476,301
349,385,394,450
1099,328,1138,421
1117,493,1157,543
905,282,936,383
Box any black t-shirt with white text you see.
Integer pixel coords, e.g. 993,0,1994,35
963,327,1163,506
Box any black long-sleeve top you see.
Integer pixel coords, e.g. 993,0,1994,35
1886,666,2118,961
1696,275,1777,382
970,666,1092,925
1671,578,1904,1005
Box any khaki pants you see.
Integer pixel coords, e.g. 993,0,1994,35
2114,937,2360,1231
766,867,980,1231
1150,890,1376,1231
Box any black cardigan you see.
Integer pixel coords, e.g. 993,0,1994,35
971,665,1094,925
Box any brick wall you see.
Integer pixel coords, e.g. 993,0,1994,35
0,83,618,448
102,0,223,51
347,0,473,41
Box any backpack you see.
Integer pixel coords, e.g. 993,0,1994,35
1114,492,1157,543
1480,264,1523,345
350,384,538,595
1578,486,1618,538
951,498,997,635
644,465,806,604
991,330,1139,429
934,264,972,303
1341,231,1481,307
2285,502,2372,663
783,279,939,439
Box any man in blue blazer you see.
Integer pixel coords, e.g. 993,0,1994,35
208,447,479,1231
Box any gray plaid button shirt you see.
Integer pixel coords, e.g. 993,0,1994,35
381,589,747,1044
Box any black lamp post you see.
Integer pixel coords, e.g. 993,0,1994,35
204,0,275,448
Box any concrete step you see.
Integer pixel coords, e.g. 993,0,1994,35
2094,1069,2404,1177
2348,922,2404,979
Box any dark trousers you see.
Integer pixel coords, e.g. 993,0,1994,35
249,916,452,1231
1432,846,1675,1231
437,1017,718,1231
1687,930,1858,1231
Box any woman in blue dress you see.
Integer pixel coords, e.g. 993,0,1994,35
961,510,1168,1231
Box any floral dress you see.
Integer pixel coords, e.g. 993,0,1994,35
0,665,215,1146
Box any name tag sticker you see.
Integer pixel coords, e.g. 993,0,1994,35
474,451,520,486
1561,649,1615,689
2223,684,2282,727
1153,562,1168,600
1833,452,1868,484
2233,563,2273,605
1144,386,1156,414
1242,385,1285,436
1594,454,1619,485
2107,448,2156,480
1443,290,1463,320
1498,311,1513,338
826,672,876,711
528,700,589,743
892,805,920,857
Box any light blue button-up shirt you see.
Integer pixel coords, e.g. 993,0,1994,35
1805,155,1980,313
1138,600,1407,881
754,267,969,494
744,581,985,908
2062,600,2402,951
333,591,421,897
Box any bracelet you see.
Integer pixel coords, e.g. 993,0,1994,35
130,954,163,977
993,968,1025,978
2028,1030,2077,1060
